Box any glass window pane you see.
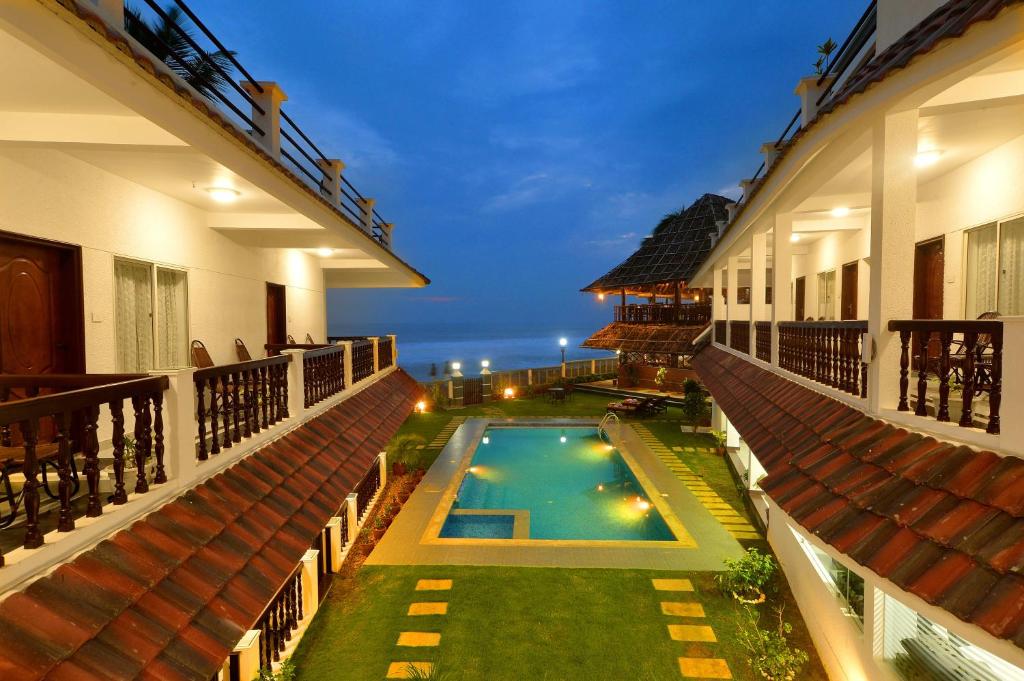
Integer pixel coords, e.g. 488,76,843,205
999,217,1024,316
114,259,153,373
156,268,188,369
817,270,836,320
966,223,997,318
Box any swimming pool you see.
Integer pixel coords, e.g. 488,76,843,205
439,426,675,541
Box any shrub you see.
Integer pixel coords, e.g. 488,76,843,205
683,378,701,394
680,389,709,433
715,548,777,600
259,659,296,681
735,606,809,681
388,433,426,469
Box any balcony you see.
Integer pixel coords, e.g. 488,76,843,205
614,303,711,325
0,335,399,588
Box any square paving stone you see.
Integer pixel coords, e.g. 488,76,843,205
652,578,694,591
387,662,433,678
661,601,706,617
668,624,717,642
397,632,441,647
407,602,448,616
678,657,732,679
415,579,452,591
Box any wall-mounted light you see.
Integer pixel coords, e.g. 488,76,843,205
790,233,801,243
204,186,240,203
598,293,605,301
914,150,942,168
503,387,515,399
415,400,427,414
830,206,849,218
316,247,334,258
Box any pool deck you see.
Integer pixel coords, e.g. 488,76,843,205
367,418,745,570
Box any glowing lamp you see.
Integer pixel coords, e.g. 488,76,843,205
469,466,478,473
635,497,651,511
559,337,568,347
830,206,849,218
316,247,334,258
597,484,605,492
204,186,240,203
481,359,490,368
452,362,461,371
415,400,427,413
598,293,605,301
790,233,801,243
914,150,942,168
560,436,567,443
482,436,490,445
503,387,515,399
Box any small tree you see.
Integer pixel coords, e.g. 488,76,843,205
735,606,809,681
680,383,709,433
655,367,668,390
715,548,777,602
815,37,837,75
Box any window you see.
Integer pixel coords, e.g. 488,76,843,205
792,529,864,628
965,217,1024,317
817,270,836,320
114,258,188,372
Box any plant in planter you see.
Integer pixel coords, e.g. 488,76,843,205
655,367,668,392
735,605,809,681
372,515,386,541
258,659,296,681
680,383,710,434
710,429,727,455
387,433,425,477
715,548,777,603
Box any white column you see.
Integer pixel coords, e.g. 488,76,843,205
382,223,395,248
300,549,320,618
868,109,918,414
751,230,768,355
340,341,354,388
367,337,380,374
326,517,342,572
153,368,197,489
230,630,261,681
378,451,388,489
316,158,345,208
388,334,398,365
794,75,835,127
345,493,359,543
240,81,287,157
726,255,740,345
282,349,306,420
772,214,794,366
712,266,725,342
358,197,376,234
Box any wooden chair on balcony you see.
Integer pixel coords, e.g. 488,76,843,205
949,311,1001,394
234,338,252,362
0,440,69,528
191,339,215,369
287,334,296,344
305,333,315,344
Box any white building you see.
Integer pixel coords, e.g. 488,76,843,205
692,1,1024,679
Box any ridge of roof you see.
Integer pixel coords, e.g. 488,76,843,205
694,346,1024,649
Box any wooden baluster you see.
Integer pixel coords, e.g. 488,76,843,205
988,331,1002,435
267,365,277,425
230,371,242,443
296,569,304,620
132,395,150,494
824,328,833,387
84,404,102,517
20,418,43,548
196,380,208,461
842,328,853,393
915,331,930,417
861,359,868,399
208,376,221,455
221,376,233,450
937,331,952,422
271,606,281,660
260,366,269,429
110,400,127,504
55,410,75,532
303,358,311,408
280,363,289,419
282,593,293,641
153,391,166,484
959,332,977,428
897,330,911,411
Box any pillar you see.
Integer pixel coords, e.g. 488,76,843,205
868,109,918,413
300,550,320,618
795,75,835,128
726,255,740,345
229,630,261,681
378,451,387,489
451,366,464,407
240,81,287,157
325,517,342,572
316,158,345,208
712,266,725,339
283,349,306,419
751,230,768,355
772,214,794,366
481,365,492,401
359,197,376,235
368,336,380,373
339,341,354,389
388,334,398,365
345,492,359,544
152,367,197,489
382,223,395,248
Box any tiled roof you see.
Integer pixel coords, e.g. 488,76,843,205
715,0,1022,265
0,370,422,681
582,322,707,355
694,346,1024,648
581,194,730,293
51,0,429,287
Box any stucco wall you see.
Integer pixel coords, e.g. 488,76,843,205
791,227,870,320
0,147,326,369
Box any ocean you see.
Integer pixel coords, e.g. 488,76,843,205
329,320,616,382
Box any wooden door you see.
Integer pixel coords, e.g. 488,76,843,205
841,261,859,320
0,232,85,377
266,283,287,346
913,237,944,359
794,276,806,320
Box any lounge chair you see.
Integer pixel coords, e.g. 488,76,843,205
234,338,252,362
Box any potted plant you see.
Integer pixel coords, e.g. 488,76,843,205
655,367,668,392
371,515,386,542
710,430,727,455
388,434,424,477
715,548,776,603
398,483,412,503
735,606,809,681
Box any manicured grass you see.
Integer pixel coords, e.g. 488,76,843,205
291,564,828,681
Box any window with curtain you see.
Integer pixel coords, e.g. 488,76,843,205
965,217,1024,318
114,259,188,372
817,270,836,320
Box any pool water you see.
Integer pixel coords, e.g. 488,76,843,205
445,427,674,541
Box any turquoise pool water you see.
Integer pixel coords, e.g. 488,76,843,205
444,427,674,541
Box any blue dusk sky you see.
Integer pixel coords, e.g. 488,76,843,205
188,1,866,339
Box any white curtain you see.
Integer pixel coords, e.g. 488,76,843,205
156,268,188,368
999,217,1024,316
114,259,154,373
966,223,997,318
818,270,836,320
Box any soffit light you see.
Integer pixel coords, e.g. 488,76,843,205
316,247,334,258
790,233,801,243
831,206,850,218
204,186,240,203
914,150,942,168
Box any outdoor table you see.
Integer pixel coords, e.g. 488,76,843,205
547,387,566,403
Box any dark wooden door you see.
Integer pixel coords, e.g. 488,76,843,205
463,377,483,406
841,261,859,320
0,232,84,377
913,237,945,359
266,283,287,346
794,277,806,320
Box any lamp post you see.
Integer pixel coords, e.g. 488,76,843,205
559,337,568,364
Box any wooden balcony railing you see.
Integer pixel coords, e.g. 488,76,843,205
303,345,345,408
614,303,711,325
256,564,304,670
779,321,868,397
194,355,290,461
378,337,394,370
265,343,330,356
729,321,751,354
355,459,381,519
755,321,771,362
714,320,727,345
352,340,375,383
888,319,1002,434
0,374,168,561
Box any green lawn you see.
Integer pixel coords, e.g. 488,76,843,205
292,565,827,681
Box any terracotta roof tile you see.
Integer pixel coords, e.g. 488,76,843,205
0,369,421,680
695,346,1024,648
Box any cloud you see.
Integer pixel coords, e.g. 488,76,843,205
456,44,599,103
416,296,459,304
716,183,742,201
481,170,593,212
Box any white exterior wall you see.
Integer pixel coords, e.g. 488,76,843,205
0,147,327,368
791,227,871,320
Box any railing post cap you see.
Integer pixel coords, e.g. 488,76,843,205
359,197,376,208
793,74,834,95
316,157,346,172
240,80,288,102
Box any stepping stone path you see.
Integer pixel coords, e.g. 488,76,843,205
386,578,453,678
650,577,732,679
632,425,761,541
426,417,466,449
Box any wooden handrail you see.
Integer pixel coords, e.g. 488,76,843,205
302,344,344,360
264,343,331,356
0,373,149,391
0,376,168,426
780,320,869,330
193,354,290,382
887,319,1002,334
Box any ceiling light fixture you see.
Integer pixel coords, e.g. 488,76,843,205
204,186,240,203
914,150,942,168
790,233,801,243
316,247,334,258
831,207,850,218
